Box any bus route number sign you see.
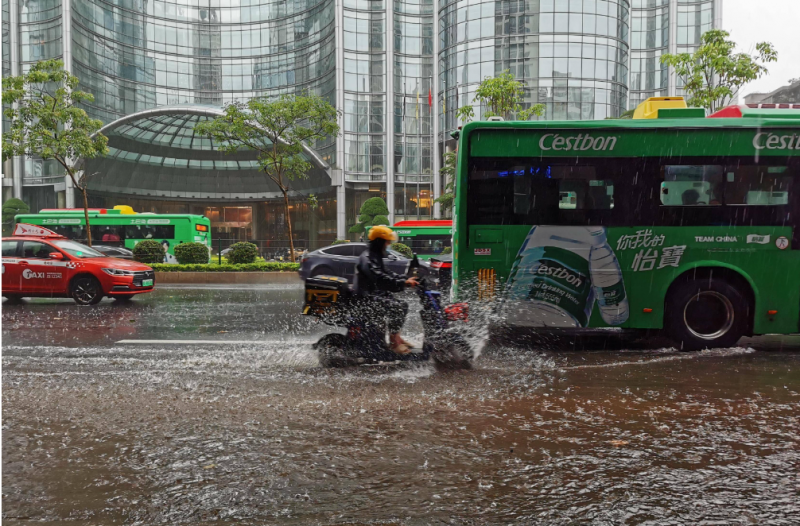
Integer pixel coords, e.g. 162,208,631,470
474,248,491,256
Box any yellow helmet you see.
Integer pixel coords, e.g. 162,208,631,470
368,225,397,242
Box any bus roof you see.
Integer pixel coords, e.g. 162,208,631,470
393,220,452,227
29,209,208,219
460,115,800,136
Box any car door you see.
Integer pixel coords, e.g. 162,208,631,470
342,244,366,282
385,250,410,277
321,245,357,282
19,240,65,295
2,240,22,294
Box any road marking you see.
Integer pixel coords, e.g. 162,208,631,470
117,339,318,345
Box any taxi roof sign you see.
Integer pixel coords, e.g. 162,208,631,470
13,223,65,238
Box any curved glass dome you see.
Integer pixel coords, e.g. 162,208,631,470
84,107,332,200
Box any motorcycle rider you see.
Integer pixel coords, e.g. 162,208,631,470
354,225,418,354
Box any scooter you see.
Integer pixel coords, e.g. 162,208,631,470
303,256,473,369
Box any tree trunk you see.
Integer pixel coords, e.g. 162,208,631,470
282,187,296,262
81,186,92,247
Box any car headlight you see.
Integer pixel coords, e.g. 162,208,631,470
102,268,135,276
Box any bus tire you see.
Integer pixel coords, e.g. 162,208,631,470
70,275,104,305
665,278,749,351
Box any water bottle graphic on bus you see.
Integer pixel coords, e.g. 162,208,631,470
506,226,629,327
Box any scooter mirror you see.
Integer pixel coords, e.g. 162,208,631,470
409,254,420,269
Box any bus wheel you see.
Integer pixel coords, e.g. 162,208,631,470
71,275,104,305
665,278,749,351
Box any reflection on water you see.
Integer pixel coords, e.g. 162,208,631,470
3,286,799,524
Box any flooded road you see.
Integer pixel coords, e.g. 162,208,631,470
3,284,800,524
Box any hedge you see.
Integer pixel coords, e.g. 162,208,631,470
392,242,413,259
150,262,299,272
174,242,211,264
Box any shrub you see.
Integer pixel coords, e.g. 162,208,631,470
331,239,349,245
442,246,452,255
150,262,299,272
349,196,390,233
226,241,259,264
392,242,413,259
174,242,210,264
372,214,390,226
133,239,165,264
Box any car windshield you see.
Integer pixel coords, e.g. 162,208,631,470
52,240,105,258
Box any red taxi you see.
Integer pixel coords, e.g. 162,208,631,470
2,224,155,305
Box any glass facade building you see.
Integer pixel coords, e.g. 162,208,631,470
628,0,718,107
2,0,722,239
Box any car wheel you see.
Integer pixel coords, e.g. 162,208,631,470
71,275,104,305
3,294,24,302
665,278,749,351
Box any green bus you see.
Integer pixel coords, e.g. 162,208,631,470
15,205,211,264
391,220,452,260
452,98,800,349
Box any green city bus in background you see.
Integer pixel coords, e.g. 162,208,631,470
391,220,452,260
452,98,800,349
15,205,211,263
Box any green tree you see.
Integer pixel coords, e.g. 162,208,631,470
349,196,390,234
606,109,635,120
195,93,340,262
2,198,30,235
661,30,777,113
433,150,457,215
2,59,109,246
440,72,544,217
456,70,545,123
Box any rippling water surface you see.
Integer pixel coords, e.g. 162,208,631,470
3,285,799,525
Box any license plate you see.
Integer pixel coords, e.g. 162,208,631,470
142,279,153,287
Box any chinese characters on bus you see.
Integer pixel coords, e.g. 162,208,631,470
616,229,687,272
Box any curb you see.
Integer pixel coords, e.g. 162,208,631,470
155,272,302,285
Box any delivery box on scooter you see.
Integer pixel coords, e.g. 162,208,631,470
303,275,351,316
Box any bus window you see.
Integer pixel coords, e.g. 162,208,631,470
50,225,85,240
723,166,792,206
558,191,577,210
558,177,614,210
124,225,176,240
468,158,623,225
91,225,124,244
660,165,723,206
